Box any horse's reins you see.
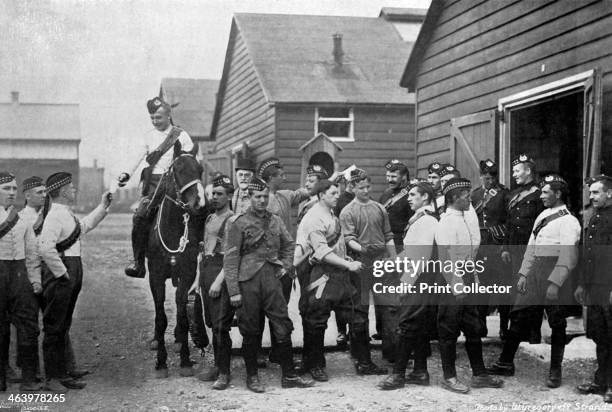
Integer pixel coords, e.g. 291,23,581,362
155,155,198,255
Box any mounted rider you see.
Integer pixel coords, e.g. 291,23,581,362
119,97,199,278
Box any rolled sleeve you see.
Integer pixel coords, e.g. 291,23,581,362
339,208,358,245
223,219,242,297
80,204,108,234
308,223,334,262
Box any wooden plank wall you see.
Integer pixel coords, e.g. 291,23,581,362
414,0,612,176
213,26,276,170
276,104,415,200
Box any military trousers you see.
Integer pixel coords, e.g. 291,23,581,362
0,260,40,379
200,254,235,374
41,256,83,379
586,304,612,387
236,263,293,342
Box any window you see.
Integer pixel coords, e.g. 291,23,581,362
315,107,354,141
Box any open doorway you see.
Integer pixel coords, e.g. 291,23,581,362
509,91,584,215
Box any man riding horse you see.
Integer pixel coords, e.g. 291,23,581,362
118,97,200,278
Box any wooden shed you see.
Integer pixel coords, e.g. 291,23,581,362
209,11,425,198
401,0,612,213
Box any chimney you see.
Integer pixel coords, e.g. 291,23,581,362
332,33,343,66
11,91,19,105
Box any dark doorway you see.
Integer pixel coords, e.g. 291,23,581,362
309,152,335,177
510,91,584,216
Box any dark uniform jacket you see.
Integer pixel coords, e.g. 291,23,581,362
581,205,612,296
505,182,544,245
470,183,509,244
223,207,294,297
379,184,413,245
335,191,355,218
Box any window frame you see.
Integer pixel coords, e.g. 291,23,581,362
314,107,354,142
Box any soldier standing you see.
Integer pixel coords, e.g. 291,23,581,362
379,159,413,253
470,160,510,337
38,172,112,392
435,177,503,393
499,154,544,339
296,180,386,381
340,168,396,364
488,175,580,388
297,165,329,225
224,177,313,393
121,97,199,279
232,158,256,214
576,175,612,402
378,182,438,390
192,174,234,389
257,158,310,363
0,172,41,392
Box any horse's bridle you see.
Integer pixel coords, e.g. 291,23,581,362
155,154,200,256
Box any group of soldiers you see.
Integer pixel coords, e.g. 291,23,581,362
4,96,612,405
180,137,611,403
0,171,112,393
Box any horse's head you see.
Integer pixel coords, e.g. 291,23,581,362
169,154,206,212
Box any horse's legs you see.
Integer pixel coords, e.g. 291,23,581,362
149,270,168,369
176,274,192,367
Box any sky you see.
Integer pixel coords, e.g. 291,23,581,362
0,0,430,182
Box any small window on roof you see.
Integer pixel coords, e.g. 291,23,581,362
315,107,354,142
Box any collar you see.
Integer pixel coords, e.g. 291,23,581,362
246,207,271,219
416,204,435,214
445,208,464,217
237,189,249,199
547,204,567,214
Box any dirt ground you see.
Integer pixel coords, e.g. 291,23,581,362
1,214,610,412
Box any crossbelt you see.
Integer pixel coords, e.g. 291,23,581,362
306,274,330,299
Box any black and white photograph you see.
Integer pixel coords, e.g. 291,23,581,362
1,0,612,410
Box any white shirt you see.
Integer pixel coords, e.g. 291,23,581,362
401,205,437,283
294,202,346,265
0,206,40,284
518,205,581,286
19,205,40,226
132,125,195,175
38,203,108,277
435,207,481,295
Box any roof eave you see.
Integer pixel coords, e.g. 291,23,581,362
399,0,444,91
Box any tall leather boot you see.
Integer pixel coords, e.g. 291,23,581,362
351,327,387,375
125,214,149,278
378,335,412,390
242,335,264,393
308,329,328,382
547,330,565,388
212,331,232,390
466,339,503,388
406,336,430,385
19,345,41,391
279,341,314,388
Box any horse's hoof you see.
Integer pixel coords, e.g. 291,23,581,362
172,341,182,353
154,368,169,379
179,366,195,377
149,339,159,351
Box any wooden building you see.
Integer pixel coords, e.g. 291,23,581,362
76,159,105,213
401,0,612,213
209,11,425,197
159,78,219,145
0,91,80,205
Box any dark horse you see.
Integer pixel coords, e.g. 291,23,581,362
146,154,208,378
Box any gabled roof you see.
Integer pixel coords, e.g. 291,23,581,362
379,7,428,22
400,0,444,91
231,13,417,105
160,78,219,139
0,101,80,141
